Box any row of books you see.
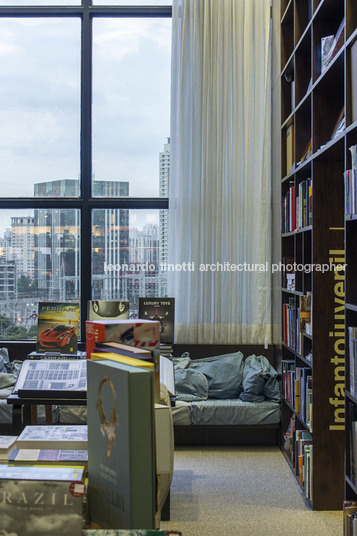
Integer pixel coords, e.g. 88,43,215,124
0,426,88,535
282,415,313,500
345,145,357,216
282,361,313,430
30,298,176,358
349,327,357,397
282,295,312,353
281,178,312,233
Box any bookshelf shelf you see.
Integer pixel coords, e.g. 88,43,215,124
280,0,351,511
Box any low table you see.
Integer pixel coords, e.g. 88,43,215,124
7,394,87,435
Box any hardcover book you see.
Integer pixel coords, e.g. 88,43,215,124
13,359,87,399
87,359,156,529
88,300,129,321
28,350,86,360
91,351,160,404
8,448,88,465
36,302,80,354
15,425,88,450
138,298,175,344
93,342,153,361
86,319,160,358
0,465,85,536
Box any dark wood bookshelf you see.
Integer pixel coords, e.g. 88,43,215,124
279,0,354,511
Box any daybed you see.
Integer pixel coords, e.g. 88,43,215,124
171,344,281,446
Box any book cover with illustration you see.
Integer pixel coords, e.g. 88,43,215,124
87,359,155,529
0,465,85,536
36,302,80,354
138,298,175,344
88,301,129,321
86,319,160,358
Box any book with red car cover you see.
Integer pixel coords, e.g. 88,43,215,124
36,302,80,354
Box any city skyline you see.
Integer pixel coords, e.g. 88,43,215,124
0,139,170,338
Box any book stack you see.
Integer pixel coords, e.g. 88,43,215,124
159,343,173,357
295,430,313,499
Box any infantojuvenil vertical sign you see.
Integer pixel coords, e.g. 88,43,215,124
328,249,345,431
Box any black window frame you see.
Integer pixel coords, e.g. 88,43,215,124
0,0,171,339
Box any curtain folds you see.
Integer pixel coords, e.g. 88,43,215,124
168,0,272,344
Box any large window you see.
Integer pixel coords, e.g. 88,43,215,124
0,2,171,340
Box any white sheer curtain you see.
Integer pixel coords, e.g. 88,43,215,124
168,0,272,344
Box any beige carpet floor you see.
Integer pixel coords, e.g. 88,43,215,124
160,446,343,536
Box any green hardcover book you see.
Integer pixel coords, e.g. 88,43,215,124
87,359,156,530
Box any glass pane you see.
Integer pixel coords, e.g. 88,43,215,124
0,18,80,197
0,209,80,340
0,1,80,5
92,208,168,316
92,18,171,197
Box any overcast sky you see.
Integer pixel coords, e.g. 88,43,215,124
0,6,171,233
0,10,171,196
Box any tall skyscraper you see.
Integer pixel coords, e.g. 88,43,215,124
159,137,170,295
33,178,129,301
8,216,35,278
